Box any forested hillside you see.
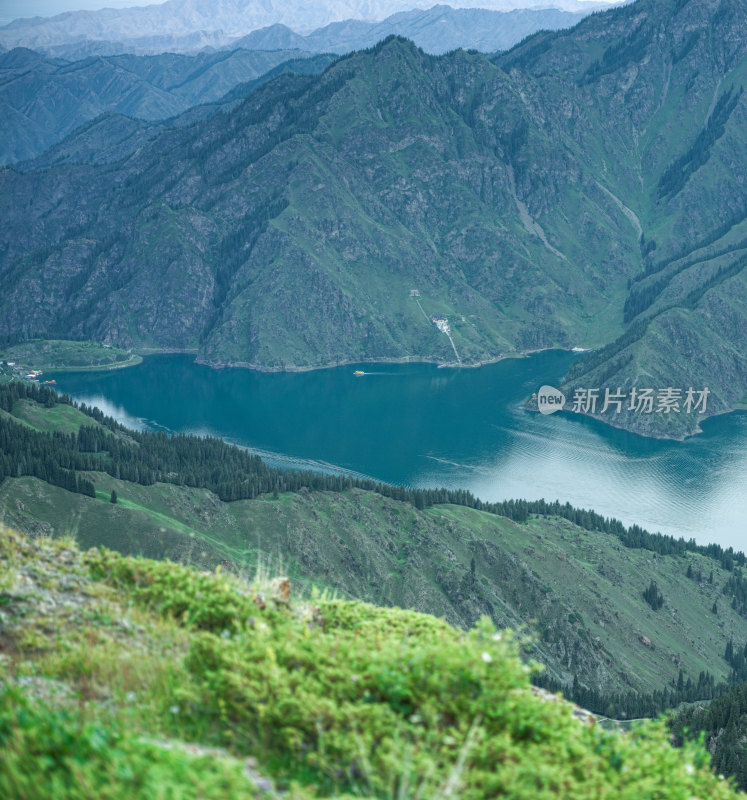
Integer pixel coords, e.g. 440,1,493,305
672,678,747,790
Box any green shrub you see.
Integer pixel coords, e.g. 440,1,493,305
0,688,260,800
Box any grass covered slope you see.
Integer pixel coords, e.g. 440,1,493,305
0,527,742,800
4,474,747,707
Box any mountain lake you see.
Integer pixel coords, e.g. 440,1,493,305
49,350,747,549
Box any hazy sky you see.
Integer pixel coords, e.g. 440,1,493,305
0,0,625,27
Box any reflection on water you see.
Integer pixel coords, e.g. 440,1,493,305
51,352,747,549
72,395,150,432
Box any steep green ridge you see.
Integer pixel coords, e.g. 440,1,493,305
1,0,745,437
2,384,747,706
497,0,747,437
0,41,628,366
1,527,742,799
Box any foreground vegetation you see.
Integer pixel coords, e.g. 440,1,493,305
0,527,742,799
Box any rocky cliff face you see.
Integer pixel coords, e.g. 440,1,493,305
0,0,744,438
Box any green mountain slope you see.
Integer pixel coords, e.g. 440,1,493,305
500,0,747,436
3,474,746,704
0,0,744,440
0,40,631,365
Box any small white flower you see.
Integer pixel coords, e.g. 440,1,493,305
170,705,180,715
684,763,694,776
492,632,502,642
482,652,492,663
351,674,359,683
126,691,136,702
221,629,231,639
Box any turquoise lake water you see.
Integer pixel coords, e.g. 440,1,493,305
50,351,747,549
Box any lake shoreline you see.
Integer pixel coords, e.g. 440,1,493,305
193,348,566,373
526,405,745,443
57,344,741,444
41,354,144,373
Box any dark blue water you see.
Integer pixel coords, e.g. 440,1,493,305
50,351,747,548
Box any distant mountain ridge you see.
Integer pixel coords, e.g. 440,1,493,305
20,53,339,171
0,3,609,166
227,6,589,56
0,47,333,165
0,0,623,53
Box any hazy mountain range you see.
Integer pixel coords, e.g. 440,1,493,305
0,4,603,166
1,0,744,439
0,1,623,51
227,6,589,56
0,3,606,59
